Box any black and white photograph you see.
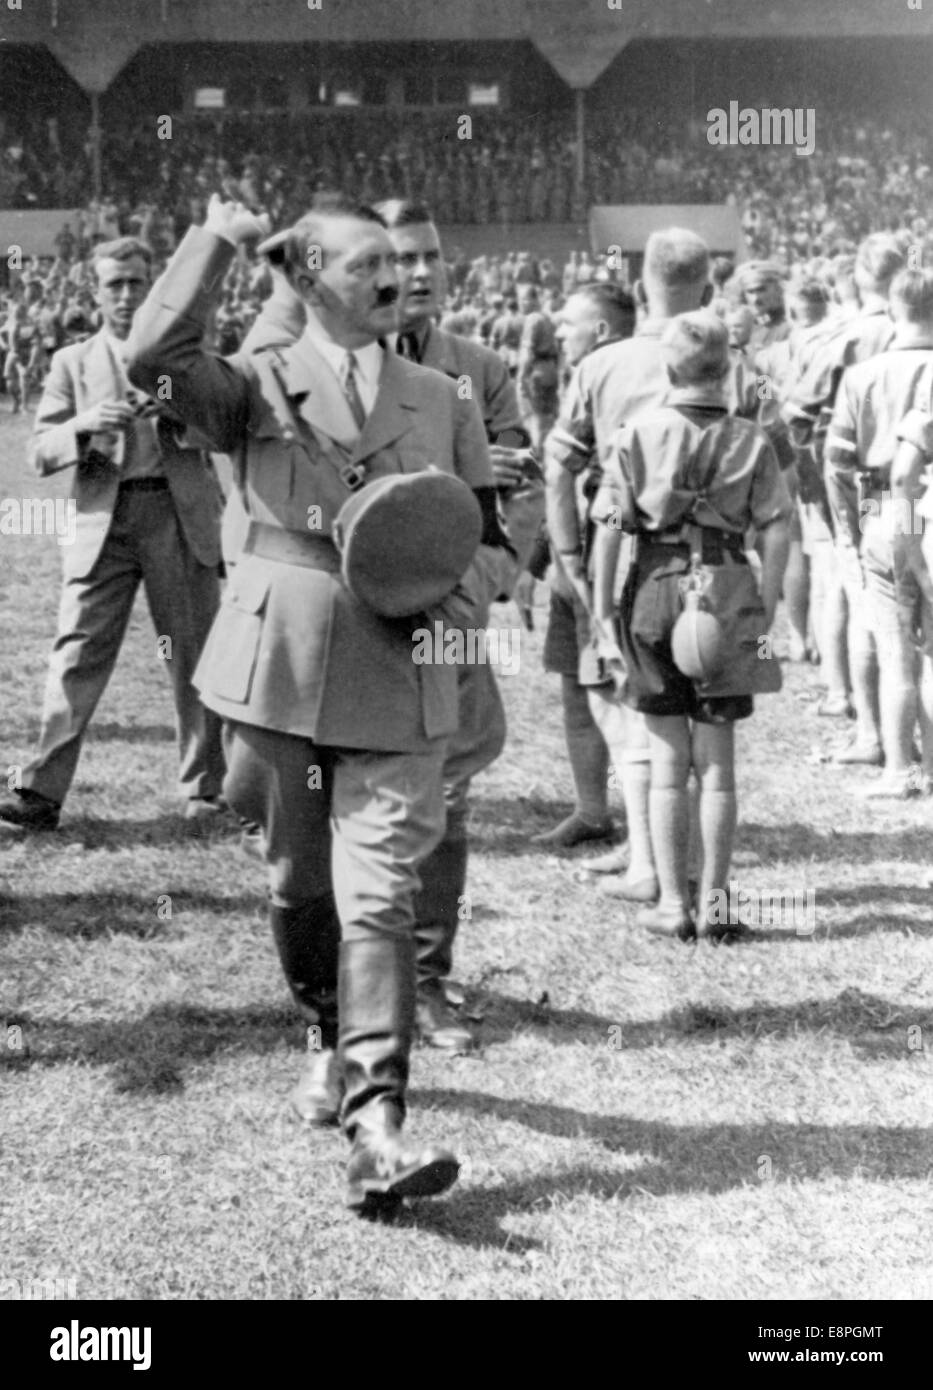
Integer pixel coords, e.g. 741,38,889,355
0,0,930,1328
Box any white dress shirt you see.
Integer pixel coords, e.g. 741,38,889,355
300,314,383,416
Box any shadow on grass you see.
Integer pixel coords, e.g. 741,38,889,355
14,813,246,850
401,1102,933,1249
738,821,933,866
1,1002,297,1094
86,722,177,744
5,986,922,1104
478,987,931,1059
468,801,933,867
0,888,266,938
468,795,622,857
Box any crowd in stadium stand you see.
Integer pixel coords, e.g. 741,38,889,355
2,106,932,258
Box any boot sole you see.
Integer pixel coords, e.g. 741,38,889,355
347,1156,460,1211
290,1102,340,1127
417,1030,476,1055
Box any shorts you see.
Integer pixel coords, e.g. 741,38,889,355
618,541,755,725
542,566,609,686
863,513,933,655
539,556,611,681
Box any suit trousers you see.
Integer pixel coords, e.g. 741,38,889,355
443,662,506,841
222,720,448,941
23,486,223,805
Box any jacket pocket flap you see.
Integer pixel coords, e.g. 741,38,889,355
227,568,270,614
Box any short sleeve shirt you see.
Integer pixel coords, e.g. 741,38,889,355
593,396,792,537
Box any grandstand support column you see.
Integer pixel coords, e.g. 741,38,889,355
575,87,586,212
531,21,631,219
90,92,102,203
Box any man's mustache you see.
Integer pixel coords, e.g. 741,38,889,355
376,287,399,307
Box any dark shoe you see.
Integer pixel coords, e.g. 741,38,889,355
696,920,753,944
414,836,474,1052
290,1048,342,1126
0,788,60,832
339,936,459,1215
346,1131,460,1214
416,982,475,1054
531,812,614,848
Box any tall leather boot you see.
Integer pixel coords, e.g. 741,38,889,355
413,836,474,1053
339,935,460,1215
269,899,342,1126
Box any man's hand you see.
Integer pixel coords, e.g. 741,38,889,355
513,569,536,630
593,615,626,691
560,549,592,615
78,401,136,434
204,195,271,248
489,445,534,491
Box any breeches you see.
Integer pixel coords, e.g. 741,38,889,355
223,721,448,942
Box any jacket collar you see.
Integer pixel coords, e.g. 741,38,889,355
276,332,417,460
82,327,126,400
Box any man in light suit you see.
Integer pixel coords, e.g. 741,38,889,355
126,195,502,1214
0,237,224,834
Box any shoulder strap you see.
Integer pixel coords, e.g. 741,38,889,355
264,349,368,493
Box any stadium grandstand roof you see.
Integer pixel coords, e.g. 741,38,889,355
2,0,931,93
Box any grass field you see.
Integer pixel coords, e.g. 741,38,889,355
1,407,931,1301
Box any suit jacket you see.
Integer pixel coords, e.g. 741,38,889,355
418,322,522,440
219,278,306,566
419,322,545,597
31,329,222,581
126,227,494,753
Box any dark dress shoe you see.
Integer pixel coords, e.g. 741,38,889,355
695,922,753,944
531,812,614,848
0,789,60,832
416,985,475,1054
346,1131,460,1214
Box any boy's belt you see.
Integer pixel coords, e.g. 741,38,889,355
648,526,746,564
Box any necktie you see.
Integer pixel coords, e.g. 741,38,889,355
396,330,421,363
342,351,367,432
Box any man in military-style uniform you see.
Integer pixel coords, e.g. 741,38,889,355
376,198,544,1055
127,194,501,1215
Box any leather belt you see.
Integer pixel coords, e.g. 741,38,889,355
646,527,746,564
242,521,341,572
118,477,169,491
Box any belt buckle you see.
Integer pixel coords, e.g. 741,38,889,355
339,462,367,491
